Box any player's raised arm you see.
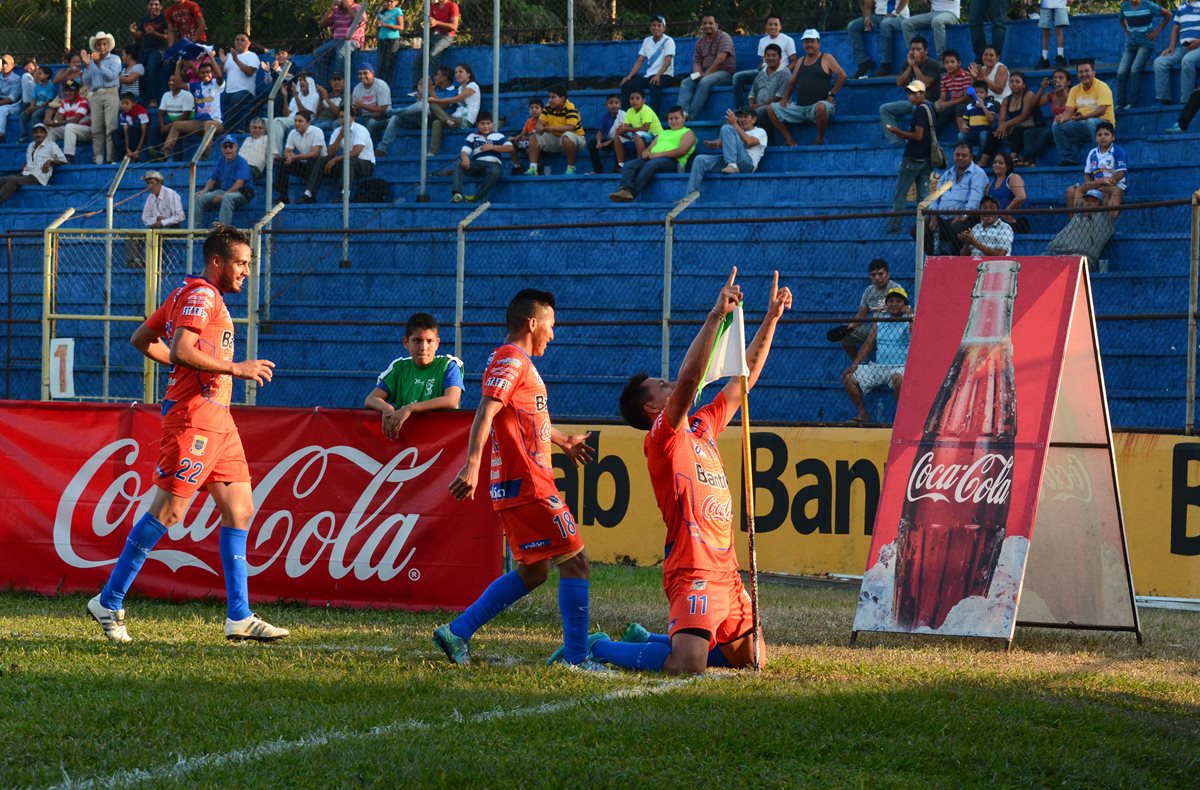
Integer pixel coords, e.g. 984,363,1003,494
721,270,792,404
448,396,504,500
665,267,742,432
169,327,275,385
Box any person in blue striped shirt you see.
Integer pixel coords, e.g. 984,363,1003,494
1153,0,1200,103
1118,0,1172,107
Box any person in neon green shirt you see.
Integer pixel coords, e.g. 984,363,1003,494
364,312,464,438
609,105,695,202
616,88,664,158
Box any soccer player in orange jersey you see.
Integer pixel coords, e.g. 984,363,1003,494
436,289,602,668
605,268,792,673
87,223,288,644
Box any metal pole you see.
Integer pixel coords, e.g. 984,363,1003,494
913,178,953,303
248,202,284,406
455,201,491,360
418,0,432,201
341,3,366,266
187,124,218,274
567,0,575,85
264,60,292,213
492,0,500,124
102,157,130,400
244,0,252,36
65,0,72,55
42,209,75,401
143,229,159,403
1188,189,1200,433
662,191,700,378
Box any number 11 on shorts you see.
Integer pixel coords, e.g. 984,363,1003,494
553,510,577,539
687,593,708,615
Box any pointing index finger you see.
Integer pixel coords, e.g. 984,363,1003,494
725,266,738,288
771,270,779,297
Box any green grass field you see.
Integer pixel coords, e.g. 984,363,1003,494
2,564,1198,788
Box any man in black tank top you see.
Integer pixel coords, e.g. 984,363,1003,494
767,29,847,145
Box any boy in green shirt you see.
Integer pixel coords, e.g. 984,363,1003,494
365,313,465,438
616,88,664,157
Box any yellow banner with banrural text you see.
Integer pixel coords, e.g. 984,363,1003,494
554,424,1200,599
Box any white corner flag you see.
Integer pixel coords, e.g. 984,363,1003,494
696,305,749,402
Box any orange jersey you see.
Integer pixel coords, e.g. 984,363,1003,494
145,276,236,432
645,392,738,575
481,343,558,510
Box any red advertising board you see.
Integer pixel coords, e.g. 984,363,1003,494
853,257,1139,641
0,402,502,610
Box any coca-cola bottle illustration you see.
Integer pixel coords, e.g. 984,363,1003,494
893,259,1019,630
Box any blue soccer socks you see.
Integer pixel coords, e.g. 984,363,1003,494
99,512,167,610
219,527,253,621
591,639,672,671
450,571,530,641
558,577,590,665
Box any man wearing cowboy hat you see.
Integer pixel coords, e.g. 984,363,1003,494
0,123,66,205
126,170,184,267
82,31,121,163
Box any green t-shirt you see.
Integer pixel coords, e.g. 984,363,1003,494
375,354,465,407
651,126,696,168
623,105,663,134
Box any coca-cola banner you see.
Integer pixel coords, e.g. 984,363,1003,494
852,257,1137,641
0,403,503,610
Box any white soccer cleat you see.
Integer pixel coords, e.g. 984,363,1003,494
224,613,289,642
87,595,132,643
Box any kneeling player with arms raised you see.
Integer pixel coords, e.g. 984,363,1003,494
603,268,791,673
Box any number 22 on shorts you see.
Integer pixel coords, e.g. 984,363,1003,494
174,458,205,484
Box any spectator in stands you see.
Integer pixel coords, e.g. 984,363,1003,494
197,134,253,224
1052,60,1114,165
275,110,326,203
118,93,150,160
687,106,768,193
428,63,479,156
316,72,346,131
928,142,988,252
833,259,903,360
934,49,972,132
1020,68,1070,163
885,80,935,234
119,46,145,108
525,85,584,175
588,94,627,173
21,66,55,143
375,0,405,87
311,112,375,199
271,71,319,154
902,0,960,60
239,117,269,181
54,54,86,94
1046,189,1117,271
1166,86,1200,130
616,87,662,158
452,111,511,202
958,194,1014,255
982,71,1036,166
221,33,260,132
20,58,37,108
130,0,168,107
880,37,942,141
677,15,736,120
746,44,789,129
970,45,1010,102
165,0,206,45
0,123,65,206
769,30,847,146
956,80,998,157
1118,0,1171,109
378,68,454,156
985,151,1028,231
732,16,798,107
507,96,543,173
316,0,366,84
351,63,390,141
0,54,22,144
848,0,910,78
1038,0,1070,67
156,72,193,153
1067,121,1126,206
412,0,460,90
609,105,695,201
969,0,1007,63
82,31,122,164
160,53,223,159
364,312,464,439
44,80,91,163
139,170,183,228
1154,0,1200,104
620,15,676,116
842,285,911,424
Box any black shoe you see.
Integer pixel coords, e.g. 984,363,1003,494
876,63,893,76
1054,55,1067,67
511,165,524,175
854,59,876,79
1037,57,1050,68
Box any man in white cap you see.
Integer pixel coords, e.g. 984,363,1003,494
0,123,65,205
884,79,935,234
197,134,252,224
769,29,846,146
82,31,122,163
0,54,23,144
126,169,184,267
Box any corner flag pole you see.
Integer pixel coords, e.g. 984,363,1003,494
739,374,761,671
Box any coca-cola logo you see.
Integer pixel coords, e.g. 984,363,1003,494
54,440,441,582
906,451,1014,506
1042,452,1094,503
699,494,733,524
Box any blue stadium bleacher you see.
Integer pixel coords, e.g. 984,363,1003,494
1,14,1194,429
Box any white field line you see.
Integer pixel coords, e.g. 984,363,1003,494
40,678,696,790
